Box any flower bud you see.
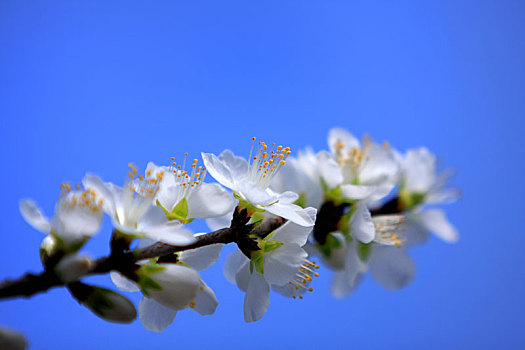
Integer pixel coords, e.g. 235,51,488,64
0,327,28,350
137,264,201,310
39,235,58,266
54,254,92,283
68,282,137,324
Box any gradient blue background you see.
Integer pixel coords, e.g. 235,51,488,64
1,1,523,349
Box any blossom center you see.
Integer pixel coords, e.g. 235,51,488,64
372,214,405,247
288,259,320,300
248,137,291,189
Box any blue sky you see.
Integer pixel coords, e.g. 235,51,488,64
0,1,524,349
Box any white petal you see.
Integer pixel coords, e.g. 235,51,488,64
331,244,366,298
328,128,360,154
224,250,250,285
264,202,314,227
206,210,234,231
319,232,347,270
139,297,177,332
264,244,307,286
369,246,415,290
268,207,316,246
426,188,461,205
350,203,375,243
156,183,182,213
402,218,430,248
340,184,377,200
237,181,277,206
201,152,236,190
82,174,117,216
402,147,436,193
419,209,459,243
235,259,251,292
52,195,103,243
179,243,223,271
187,183,235,219
316,151,343,189
192,281,218,316
244,272,270,323
147,264,201,310
276,191,299,204
137,206,196,245
110,272,140,292
19,200,51,234
359,144,399,187
218,149,249,179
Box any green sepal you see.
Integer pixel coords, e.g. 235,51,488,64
137,264,166,295
234,193,265,215
399,189,425,210
357,242,373,261
295,193,307,208
113,228,146,241
51,231,88,255
161,198,194,224
250,212,266,227
263,240,283,253
80,285,137,323
250,250,265,275
317,233,343,258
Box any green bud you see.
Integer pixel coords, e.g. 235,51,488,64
68,283,137,324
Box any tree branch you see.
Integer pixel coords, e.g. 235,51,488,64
0,208,281,301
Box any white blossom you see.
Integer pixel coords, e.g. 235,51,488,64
202,139,315,227
82,164,195,245
223,207,318,322
19,184,103,251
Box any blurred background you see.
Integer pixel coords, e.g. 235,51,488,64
0,1,523,349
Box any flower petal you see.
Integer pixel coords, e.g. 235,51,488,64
139,297,177,332
201,152,236,190
223,250,249,285
137,206,196,245
269,207,316,246
419,209,459,243
317,151,343,189
218,149,249,179
237,181,277,206
264,202,314,227
328,128,360,154
187,183,235,219
110,272,140,292
206,210,234,231
147,264,201,310
179,243,223,271
82,174,117,217
192,280,218,316
369,246,415,290
350,203,375,243
244,272,270,323
340,184,377,200
264,244,307,286
331,244,367,298
19,200,51,234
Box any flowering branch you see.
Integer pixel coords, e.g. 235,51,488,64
0,208,281,301
1,129,460,334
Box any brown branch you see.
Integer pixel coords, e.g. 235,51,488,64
0,208,281,301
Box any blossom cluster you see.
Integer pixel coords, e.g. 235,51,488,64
16,128,459,331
